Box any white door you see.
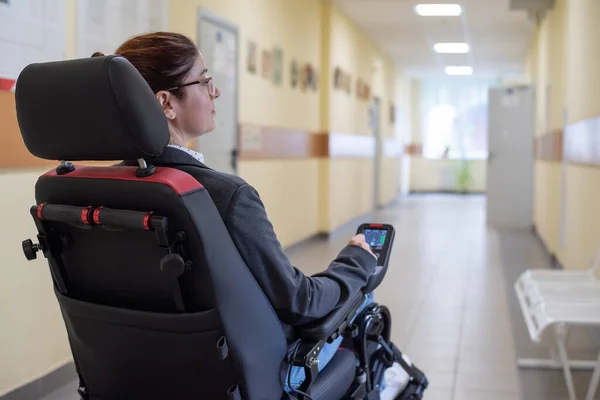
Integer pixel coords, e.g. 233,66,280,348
196,9,239,175
486,85,535,229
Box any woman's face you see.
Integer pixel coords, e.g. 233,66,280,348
160,52,221,143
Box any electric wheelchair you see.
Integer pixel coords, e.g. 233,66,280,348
15,55,428,399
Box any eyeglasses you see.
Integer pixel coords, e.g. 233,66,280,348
165,77,218,97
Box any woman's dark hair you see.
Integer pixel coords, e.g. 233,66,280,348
92,32,198,98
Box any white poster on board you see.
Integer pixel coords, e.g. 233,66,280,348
0,0,67,91
76,0,169,58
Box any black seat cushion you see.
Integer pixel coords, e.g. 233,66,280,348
311,350,356,400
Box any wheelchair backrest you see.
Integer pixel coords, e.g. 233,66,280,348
15,55,287,400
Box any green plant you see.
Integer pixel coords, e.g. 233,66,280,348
456,159,473,193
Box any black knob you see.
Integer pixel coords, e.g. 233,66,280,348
160,254,185,278
22,239,41,261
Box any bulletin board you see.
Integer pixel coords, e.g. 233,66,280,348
76,0,169,57
0,0,67,168
0,0,67,83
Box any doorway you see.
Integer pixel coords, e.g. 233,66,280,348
196,9,239,175
486,85,535,229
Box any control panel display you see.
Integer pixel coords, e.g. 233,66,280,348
356,223,395,269
364,229,387,251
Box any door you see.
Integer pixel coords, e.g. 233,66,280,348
486,85,535,229
196,9,239,175
371,97,381,208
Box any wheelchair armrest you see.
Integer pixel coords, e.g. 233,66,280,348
295,291,364,343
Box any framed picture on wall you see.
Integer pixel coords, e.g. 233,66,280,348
305,64,314,91
272,47,283,85
299,63,306,91
290,60,299,88
334,67,343,89
390,102,396,124
261,49,272,79
247,41,257,74
358,78,371,100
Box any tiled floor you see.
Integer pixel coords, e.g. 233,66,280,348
39,194,600,399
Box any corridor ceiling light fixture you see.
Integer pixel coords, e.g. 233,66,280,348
434,42,470,53
445,66,473,75
414,4,462,16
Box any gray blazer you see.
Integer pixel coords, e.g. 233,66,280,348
131,147,376,336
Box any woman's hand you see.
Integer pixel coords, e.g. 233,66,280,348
349,234,377,259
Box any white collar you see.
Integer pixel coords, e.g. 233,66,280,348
168,144,205,164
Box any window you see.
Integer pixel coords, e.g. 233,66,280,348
421,79,493,160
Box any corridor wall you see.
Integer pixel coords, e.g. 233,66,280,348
531,0,600,271
532,0,564,258
320,2,402,230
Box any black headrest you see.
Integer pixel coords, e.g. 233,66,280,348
15,55,169,161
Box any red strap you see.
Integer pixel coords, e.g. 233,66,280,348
93,207,103,225
37,203,46,220
81,206,92,225
143,213,152,230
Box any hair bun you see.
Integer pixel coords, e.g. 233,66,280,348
91,52,105,57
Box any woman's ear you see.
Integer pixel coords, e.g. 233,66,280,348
156,91,176,120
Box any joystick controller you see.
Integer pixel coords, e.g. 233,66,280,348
357,223,395,293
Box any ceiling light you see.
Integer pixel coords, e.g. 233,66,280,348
445,66,473,75
415,4,462,16
434,42,470,54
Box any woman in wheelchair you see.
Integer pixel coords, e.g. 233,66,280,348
96,30,390,395
56,32,429,399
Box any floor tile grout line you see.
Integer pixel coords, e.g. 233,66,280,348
450,240,473,400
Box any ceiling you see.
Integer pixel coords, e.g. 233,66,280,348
332,0,539,80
